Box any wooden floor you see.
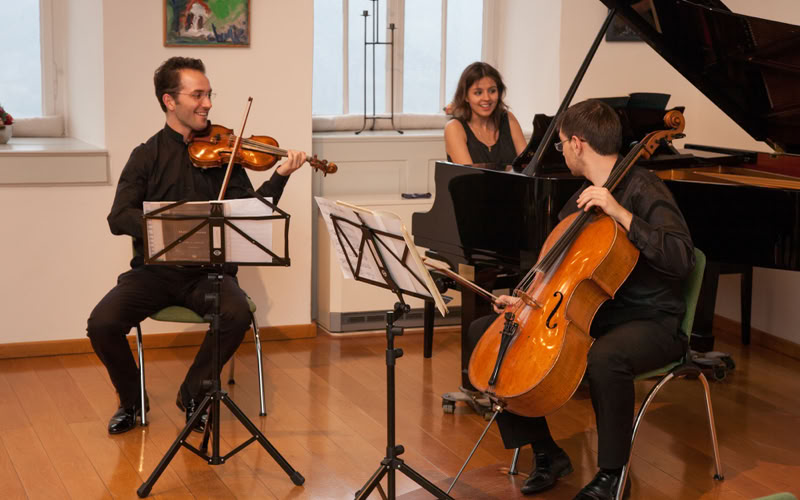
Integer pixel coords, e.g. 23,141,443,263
0,329,799,499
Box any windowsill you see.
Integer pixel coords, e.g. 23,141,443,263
312,128,444,142
0,137,109,186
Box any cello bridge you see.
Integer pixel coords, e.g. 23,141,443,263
516,290,541,308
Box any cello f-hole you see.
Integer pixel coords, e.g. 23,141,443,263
545,291,564,329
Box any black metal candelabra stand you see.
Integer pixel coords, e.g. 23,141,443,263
356,0,403,134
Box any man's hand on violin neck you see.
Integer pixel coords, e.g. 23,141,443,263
276,149,307,176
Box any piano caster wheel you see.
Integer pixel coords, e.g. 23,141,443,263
712,365,727,381
722,356,736,370
442,400,456,414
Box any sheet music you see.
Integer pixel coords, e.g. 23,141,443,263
144,198,273,263
315,197,382,282
356,211,431,298
335,201,448,317
144,201,210,262
222,198,273,263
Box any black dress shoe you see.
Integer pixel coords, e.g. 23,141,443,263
108,402,148,434
521,448,574,495
573,470,631,500
176,388,208,433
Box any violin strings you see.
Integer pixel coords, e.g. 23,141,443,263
239,138,288,156
222,134,288,156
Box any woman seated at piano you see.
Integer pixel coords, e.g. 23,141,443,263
444,62,527,165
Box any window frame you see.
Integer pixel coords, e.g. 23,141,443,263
312,0,496,132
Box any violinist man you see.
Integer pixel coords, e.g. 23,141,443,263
467,99,694,499
87,56,305,435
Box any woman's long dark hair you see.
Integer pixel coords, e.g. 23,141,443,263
449,62,508,131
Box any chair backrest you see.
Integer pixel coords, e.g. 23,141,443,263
680,247,707,343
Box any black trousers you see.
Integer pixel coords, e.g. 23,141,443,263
87,266,251,408
467,312,685,469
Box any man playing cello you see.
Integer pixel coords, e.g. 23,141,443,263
467,99,694,499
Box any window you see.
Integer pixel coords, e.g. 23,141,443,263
312,0,487,130
1,0,64,136
1,0,43,117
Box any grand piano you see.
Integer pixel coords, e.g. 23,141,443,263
412,0,800,389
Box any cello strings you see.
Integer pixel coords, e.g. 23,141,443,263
514,140,647,293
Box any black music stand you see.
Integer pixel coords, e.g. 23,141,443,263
317,199,450,499
136,193,304,498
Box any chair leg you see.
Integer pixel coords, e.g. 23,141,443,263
508,447,521,475
698,372,724,480
251,312,267,416
228,351,236,384
617,372,676,500
136,324,148,427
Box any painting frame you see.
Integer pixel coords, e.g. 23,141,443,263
164,0,250,48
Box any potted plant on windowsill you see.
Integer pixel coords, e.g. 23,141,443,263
0,104,14,144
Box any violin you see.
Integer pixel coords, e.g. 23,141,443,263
188,123,337,175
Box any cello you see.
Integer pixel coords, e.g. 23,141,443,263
467,110,686,417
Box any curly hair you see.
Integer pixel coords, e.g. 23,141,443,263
153,56,206,112
449,62,508,130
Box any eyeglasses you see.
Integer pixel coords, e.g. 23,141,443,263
554,137,585,152
174,91,216,101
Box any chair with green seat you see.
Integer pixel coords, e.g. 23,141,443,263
503,248,723,498
615,247,723,499
132,296,267,426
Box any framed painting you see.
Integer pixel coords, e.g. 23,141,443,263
164,0,250,47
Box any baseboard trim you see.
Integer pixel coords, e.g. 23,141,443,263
318,323,461,338
713,314,800,361
0,323,317,360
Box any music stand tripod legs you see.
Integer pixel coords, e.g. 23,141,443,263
354,302,453,500
137,271,304,498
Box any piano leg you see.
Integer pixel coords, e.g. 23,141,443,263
692,261,720,353
423,300,434,358
740,266,752,345
694,261,753,351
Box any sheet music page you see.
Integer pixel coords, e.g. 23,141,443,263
221,198,273,263
315,197,383,282
144,201,211,262
336,201,448,317
144,199,274,263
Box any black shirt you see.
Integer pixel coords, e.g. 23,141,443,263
448,112,518,165
558,165,695,334
108,123,290,267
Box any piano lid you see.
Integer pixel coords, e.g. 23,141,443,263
600,0,800,154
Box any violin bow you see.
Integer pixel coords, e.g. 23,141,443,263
217,97,254,200
423,258,501,305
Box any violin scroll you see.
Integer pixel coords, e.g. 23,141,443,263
307,155,338,176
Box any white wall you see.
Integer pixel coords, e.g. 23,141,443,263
64,0,105,146
493,0,563,130
0,1,312,344
558,0,800,344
